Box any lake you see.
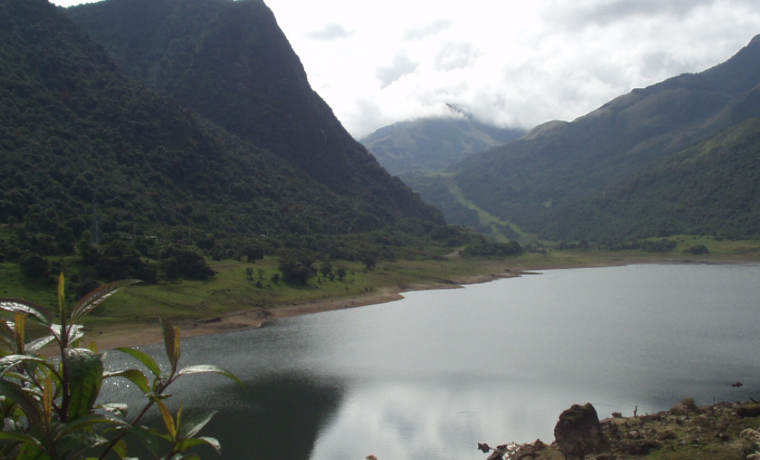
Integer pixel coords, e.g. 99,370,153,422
102,263,760,460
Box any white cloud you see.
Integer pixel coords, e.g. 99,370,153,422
375,52,419,88
434,42,480,71
306,23,354,40
404,19,454,41
53,0,760,139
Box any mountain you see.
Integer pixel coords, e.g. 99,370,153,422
0,0,444,269
409,35,760,242
64,0,442,223
535,117,760,241
359,117,525,176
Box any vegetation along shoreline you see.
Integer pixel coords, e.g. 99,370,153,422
57,238,760,351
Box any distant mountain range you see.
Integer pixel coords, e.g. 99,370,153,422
360,117,525,176
0,0,443,263
406,35,760,242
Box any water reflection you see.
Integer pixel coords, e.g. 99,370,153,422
100,264,760,460
203,374,344,460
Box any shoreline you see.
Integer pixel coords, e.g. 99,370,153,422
82,256,757,350
83,269,525,350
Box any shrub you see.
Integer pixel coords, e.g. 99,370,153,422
683,244,709,255
19,253,49,278
0,274,241,459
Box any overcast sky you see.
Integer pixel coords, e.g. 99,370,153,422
52,0,760,139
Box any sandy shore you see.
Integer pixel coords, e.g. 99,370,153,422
82,269,525,350
82,255,746,350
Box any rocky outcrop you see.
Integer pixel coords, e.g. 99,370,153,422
668,398,700,416
480,400,760,460
553,403,609,459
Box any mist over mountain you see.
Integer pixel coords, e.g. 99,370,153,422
360,117,525,176
408,35,760,242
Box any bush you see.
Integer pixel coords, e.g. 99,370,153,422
278,258,313,285
20,253,49,278
641,239,677,253
161,247,215,280
683,244,709,255
0,275,241,459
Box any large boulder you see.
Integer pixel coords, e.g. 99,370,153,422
554,403,609,459
668,398,700,416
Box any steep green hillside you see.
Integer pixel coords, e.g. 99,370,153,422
360,117,525,175
534,117,760,242
65,0,441,223
411,35,760,241
0,0,457,285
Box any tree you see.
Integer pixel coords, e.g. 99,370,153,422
336,267,347,281
0,274,242,459
278,258,312,285
20,253,49,279
362,254,377,270
245,267,254,280
319,261,333,278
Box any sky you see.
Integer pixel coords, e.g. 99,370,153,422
52,0,760,139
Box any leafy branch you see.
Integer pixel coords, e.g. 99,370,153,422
0,274,242,459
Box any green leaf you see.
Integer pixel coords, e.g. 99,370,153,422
129,426,159,454
97,402,129,419
103,369,151,395
53,414,126,440
17,442,52,460
57,273,66,322
71,280,142,323
112,439,129,459
113,347,163,379
49,324,85,346
177,365,244,387
0,431,44,447
0,299,52,326
65,348,103,420
196,437,222,456
0,354,48,375
25,335,57,355
160,318,180,373
178,410,217,440
155,398,176,440
0,380,43,426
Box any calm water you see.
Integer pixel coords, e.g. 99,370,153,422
102,264,760,460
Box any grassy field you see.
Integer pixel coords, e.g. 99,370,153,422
2,235,759,340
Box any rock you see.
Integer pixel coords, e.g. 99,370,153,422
619,439,662,455
611,412,623,418
669,398,700,416
554,403,609,459
737,404,760,418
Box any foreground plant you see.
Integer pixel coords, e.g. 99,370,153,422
0,274,242,459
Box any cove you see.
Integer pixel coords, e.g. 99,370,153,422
102,263,760,460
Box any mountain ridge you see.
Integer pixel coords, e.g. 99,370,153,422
0,0,447,273
65,0,442,223
409,34,760,241
360,117,525,176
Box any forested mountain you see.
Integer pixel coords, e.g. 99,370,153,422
360,117,525,176
410,35,760,242
0,0,450,277
64,0,440,224
534,117,760,241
